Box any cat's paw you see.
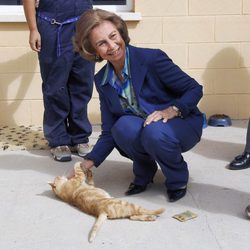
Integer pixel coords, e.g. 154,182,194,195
74,161,83,172
79,162,93,176
141,215,157,221
130,214,157,221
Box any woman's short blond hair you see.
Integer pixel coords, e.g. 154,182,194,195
74,8,130,62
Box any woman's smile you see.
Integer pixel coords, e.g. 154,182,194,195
90,20,126,68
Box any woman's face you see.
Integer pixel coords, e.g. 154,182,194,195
89,20,126,67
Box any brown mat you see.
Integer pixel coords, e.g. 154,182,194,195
0,125,49,151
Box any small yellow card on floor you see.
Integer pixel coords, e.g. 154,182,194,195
173,210,198,222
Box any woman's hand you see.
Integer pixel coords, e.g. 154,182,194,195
81,159,94,170
66,159,94,178
144,107,179,127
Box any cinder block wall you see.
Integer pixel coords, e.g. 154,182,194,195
134,0,250,120
0,0,250,126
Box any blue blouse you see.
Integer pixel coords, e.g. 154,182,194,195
101,47,147,118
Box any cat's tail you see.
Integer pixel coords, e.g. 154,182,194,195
88,213,107,243
139,207,165,216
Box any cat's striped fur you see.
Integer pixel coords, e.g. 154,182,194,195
49,162,165,242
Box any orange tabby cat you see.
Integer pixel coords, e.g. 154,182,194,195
49,162,165,242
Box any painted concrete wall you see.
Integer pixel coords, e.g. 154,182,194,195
1,0,250,126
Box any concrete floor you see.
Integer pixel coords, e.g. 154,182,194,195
0,120,250,250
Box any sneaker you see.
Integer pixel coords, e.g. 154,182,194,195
73,143,91,157
50,145,71,162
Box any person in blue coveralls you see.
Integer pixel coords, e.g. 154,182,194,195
23,0,94,162
73,9,203,202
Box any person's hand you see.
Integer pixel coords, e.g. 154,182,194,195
81,159,94,170
66,159,94,179
29,29,41,52
144,107,179,126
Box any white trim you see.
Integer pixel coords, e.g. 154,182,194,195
0,5,25,22
0,0,141,22
116,11,141,21
95,0,133,12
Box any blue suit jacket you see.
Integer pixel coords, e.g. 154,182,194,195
86,45,203,166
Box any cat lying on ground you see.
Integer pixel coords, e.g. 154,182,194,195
48,162,165,242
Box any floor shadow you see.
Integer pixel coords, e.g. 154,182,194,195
0,151,74,176
190,120,248,165
183,182,250,219
191,138,244,162
31,157,250,219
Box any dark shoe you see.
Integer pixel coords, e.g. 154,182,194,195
245,205,250,219
228,152,250,170
125,183,147,196
167,187,187,202
50,146,71,162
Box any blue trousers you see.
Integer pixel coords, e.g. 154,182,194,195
37,0,94,147
111,115,203,190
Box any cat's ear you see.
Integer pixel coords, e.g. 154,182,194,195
48,182,56,188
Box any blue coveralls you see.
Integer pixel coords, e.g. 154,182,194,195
36,0,94,147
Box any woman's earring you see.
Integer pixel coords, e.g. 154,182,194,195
95,54,100,60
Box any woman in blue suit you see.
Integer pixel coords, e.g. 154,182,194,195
74,9,203,202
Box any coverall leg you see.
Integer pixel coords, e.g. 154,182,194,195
37,0,94,147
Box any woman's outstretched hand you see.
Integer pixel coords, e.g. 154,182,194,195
66,159,94,178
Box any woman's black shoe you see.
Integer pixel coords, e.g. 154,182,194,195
167,188,187,202
125,183,147,196
229,152,250,170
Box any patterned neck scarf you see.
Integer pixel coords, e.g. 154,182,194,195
101,47,147,118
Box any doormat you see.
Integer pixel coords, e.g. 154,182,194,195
0,125,49,151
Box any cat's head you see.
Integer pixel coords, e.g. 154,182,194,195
48,176,68,196
48,176,72,200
